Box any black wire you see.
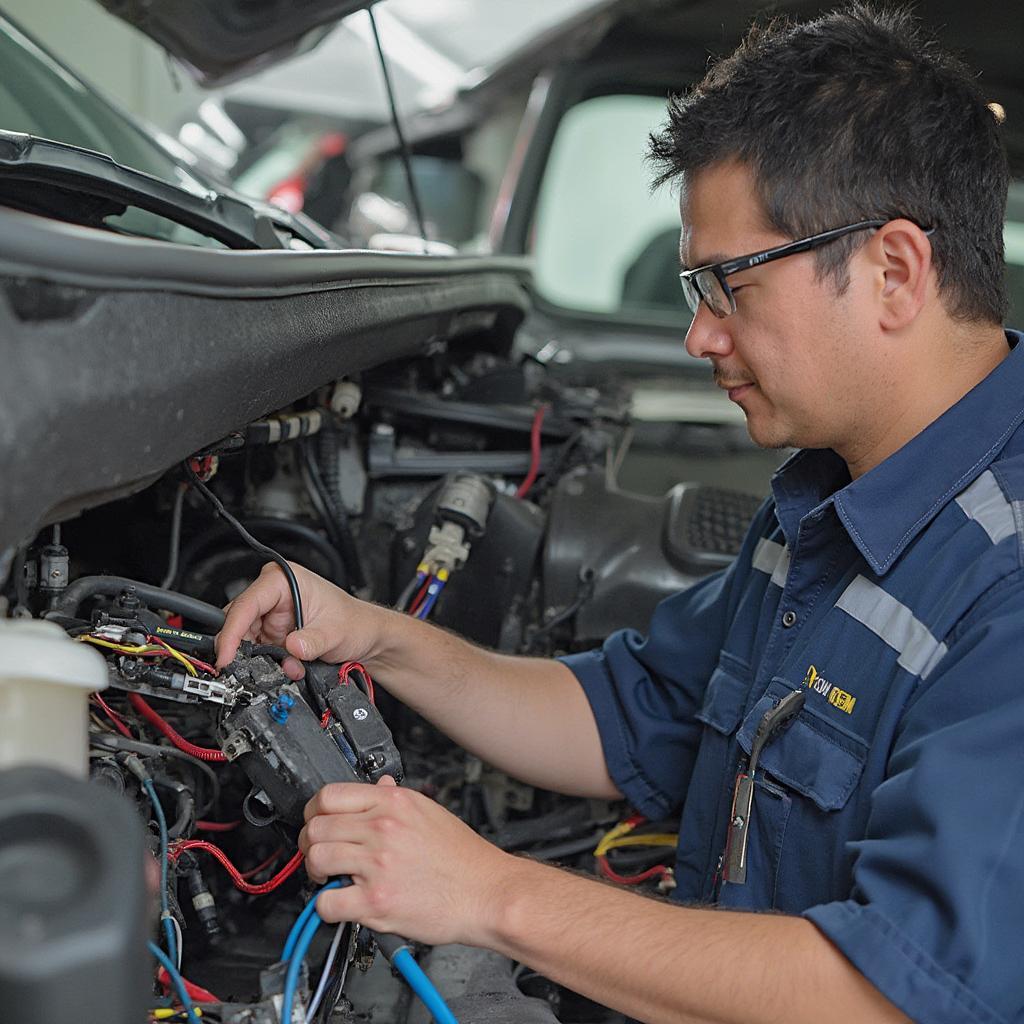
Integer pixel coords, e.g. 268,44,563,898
161,482,188,590
367,4,429,251
90,732,221,811
525,570,596,651
183,462,304,630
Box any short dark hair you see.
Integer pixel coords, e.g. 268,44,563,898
649,4,1009,324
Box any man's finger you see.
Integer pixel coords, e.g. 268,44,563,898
215,567,289,667
315,884,377,927
300,814,374,851
304,841,368,884
304,782,384,823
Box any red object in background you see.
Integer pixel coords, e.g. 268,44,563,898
267,131,348,214
157,967,221,1004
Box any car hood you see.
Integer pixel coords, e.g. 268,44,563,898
95,0,374,85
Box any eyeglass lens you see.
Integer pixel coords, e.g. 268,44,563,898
681,269,733,318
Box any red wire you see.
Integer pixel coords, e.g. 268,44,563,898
407,578,431,616
515,404,548,499
596,855,670,886
185,653,217,675
91,694,133,738
195,819,241,832
239,848,284,881
170,840,304,895
128,694,228,762
157,967,221,1004
339,661,375,704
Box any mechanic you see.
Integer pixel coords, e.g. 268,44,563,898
217,6,1021,1023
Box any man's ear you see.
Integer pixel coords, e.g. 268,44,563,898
869,219,934,331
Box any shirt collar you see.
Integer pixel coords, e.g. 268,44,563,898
771,330,1024,575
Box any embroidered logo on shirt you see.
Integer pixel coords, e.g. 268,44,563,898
801,665,857,714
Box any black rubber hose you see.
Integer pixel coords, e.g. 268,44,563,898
302,440,366,591
48,575,225,630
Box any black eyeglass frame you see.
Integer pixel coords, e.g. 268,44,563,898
679,219,903,318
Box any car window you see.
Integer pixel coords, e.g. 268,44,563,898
531,93,688,323
0,18,194,186
531,92,1024,332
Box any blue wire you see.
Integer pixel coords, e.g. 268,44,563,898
279,880,350,1022
391,948,459,1024
281,909,325,1024
416,578,446,620
142,778,178,969
149,940,201,1023
281,880,346,961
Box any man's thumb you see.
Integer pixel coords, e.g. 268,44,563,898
285,627,329,661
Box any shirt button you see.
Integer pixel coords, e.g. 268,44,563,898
781,610,798,628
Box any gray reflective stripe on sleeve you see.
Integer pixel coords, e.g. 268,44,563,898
752,538,789,587
955,469,1015,545
836,576,947,679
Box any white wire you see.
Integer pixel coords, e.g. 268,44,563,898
170,914,184,970
307,922,345,1020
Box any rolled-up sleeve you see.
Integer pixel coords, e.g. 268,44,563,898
560,504,770,819
805,576,1024,1024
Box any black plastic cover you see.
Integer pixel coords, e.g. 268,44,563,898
543,469,759,642
223,686,362,825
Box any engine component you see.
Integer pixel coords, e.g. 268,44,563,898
422,474,494,574
0,765,149,1024
393,484,545,649
220,678,402,826
543,469,762,644
37,537,69,601
317,663,404,784
330,380,362,418
0,618,107,776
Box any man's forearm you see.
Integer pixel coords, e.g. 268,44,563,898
480,857,909,1024
368,610,620,799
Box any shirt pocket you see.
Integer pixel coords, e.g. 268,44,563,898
695,651,749,735
722,677,868,911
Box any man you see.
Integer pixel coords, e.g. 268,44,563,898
218,6,1020,1022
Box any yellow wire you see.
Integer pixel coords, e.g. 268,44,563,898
150,637,198,677
594,819,638,857
78,634,197,676
601,834,678,852
594,819,678,857
77,635,158,655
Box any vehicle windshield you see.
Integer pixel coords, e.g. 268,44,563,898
0,15,205,193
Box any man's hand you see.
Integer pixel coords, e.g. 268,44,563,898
299,777,511,947
215,562,393,679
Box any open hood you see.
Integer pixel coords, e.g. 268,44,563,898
96,0,373,85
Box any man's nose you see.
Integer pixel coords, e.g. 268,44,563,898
684,301,734,361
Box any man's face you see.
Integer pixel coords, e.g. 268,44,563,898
680,161,872,452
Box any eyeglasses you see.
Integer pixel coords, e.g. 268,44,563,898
679,219,889,318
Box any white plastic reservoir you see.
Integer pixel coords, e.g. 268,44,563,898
0,619,108,777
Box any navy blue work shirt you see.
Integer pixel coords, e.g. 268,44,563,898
563,330,1024,1024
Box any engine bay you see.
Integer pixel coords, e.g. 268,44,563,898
1,338,760,1024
